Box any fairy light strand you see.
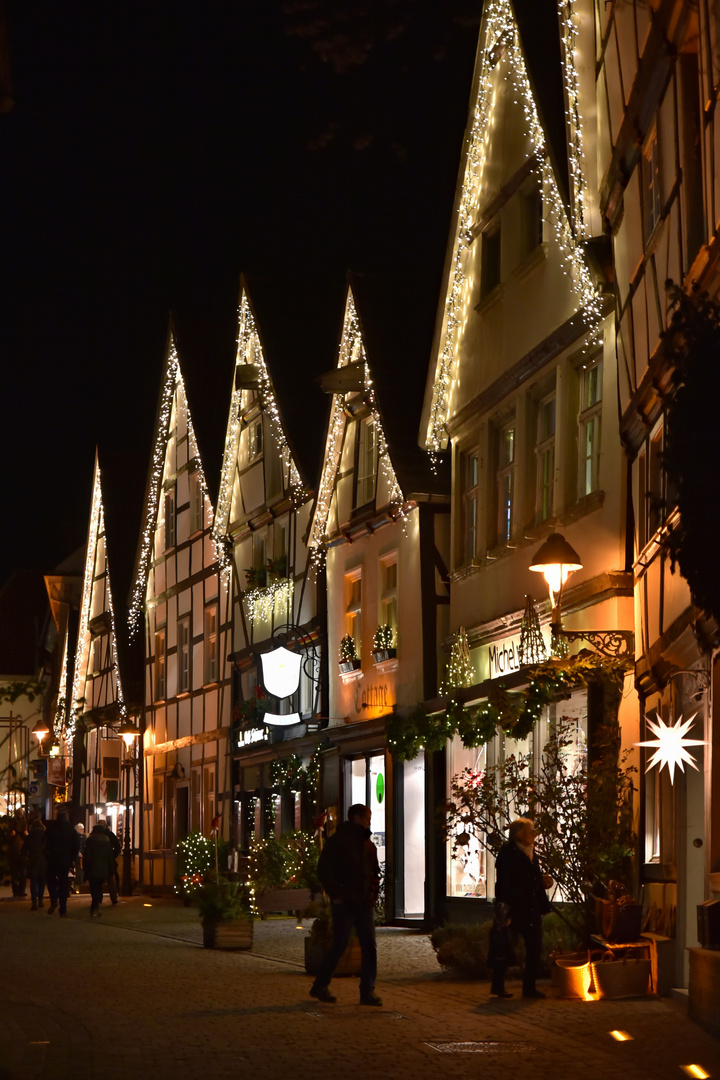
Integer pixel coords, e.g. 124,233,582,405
69,461,126,738
214,292,306,574
308,289,406,560
424,0,602,455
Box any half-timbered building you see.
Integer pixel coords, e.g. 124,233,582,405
595,0,720,1001
213,290,322,852
130,335,232,891
420,0,637,922
308,283,450,922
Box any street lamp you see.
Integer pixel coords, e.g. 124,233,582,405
529,534,633,659
118,718,140,896
31,718,50,754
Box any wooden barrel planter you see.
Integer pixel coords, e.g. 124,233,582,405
202,917,254,950
256,888,312,919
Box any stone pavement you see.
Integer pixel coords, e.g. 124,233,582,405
1,888,719,1080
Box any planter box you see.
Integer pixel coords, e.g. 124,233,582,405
372,648,396,663
339,659,361,674
304,934,362,977
202,917,253,950
256,888,312,917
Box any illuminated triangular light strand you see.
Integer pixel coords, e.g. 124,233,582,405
424,0,602,455
214,292,304,575
308,289,405,563
636,712,706,784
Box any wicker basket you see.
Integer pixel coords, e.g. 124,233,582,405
552,951,597,998
591,951,651,998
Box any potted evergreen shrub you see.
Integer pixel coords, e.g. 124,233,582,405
372,625,396,663
195,873,254,950
339,634,361,673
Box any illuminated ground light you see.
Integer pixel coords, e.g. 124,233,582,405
681,1067,710,1079
608,1030,633,1042
143,903,152,908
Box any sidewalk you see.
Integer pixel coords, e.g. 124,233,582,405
2,886,719,1080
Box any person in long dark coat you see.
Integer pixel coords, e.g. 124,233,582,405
84,823,116,916
310,804,381,1006
22,819,47,909
494,817,553,998
45,811,80,917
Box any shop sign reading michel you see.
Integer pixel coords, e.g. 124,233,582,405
487,635,521,680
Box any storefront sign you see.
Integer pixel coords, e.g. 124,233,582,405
230,726,266,752
47,757,66,786
487,636,521,680
361,683,393,710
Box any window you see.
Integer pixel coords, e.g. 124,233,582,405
203,765,215,833
178,617,190,694
639,421,675,548
578,360,602,497
155,629,166,701
345,571,362,657
535,393,556,522
520,186,543,258
496,421,515,544
356,417,378,508
249,418,263,460
252,533,267,587
164,487,176,550
380,557,398,643
480,224,502,298
152,776,164,848
204,606,218,684
189,471,204,534
90,635,103,675
461,450,479,564
642,124,662,242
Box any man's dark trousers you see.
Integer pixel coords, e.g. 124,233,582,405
315,901,377,997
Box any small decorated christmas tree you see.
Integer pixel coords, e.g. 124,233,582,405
518,595,547,666
441,627,475,695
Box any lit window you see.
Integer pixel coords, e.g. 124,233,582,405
345,571,362,657
536,393,556,522
481,223,502,298
155,629,166,701
164,487,176,550
497,421,515,544
380,557,398,643
178,617,190,694
204,606,218,684
356,417,377,508
578,361,602,497
462,450,479,564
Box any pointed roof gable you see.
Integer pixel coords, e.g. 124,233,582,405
213,287,307,556
68,453,130,735
128,333,215,636
308,285,446,554
422,0,601,454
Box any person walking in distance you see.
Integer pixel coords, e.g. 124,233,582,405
84,822,116,916
45,811,80,917
310,804,382,1006
97,818,120,904
22,819,47,910
494,817,554,998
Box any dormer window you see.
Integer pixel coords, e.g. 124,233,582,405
249,418,263,460
356,416,378,508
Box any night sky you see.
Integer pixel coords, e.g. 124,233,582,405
0,2,481,585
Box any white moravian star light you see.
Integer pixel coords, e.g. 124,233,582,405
637,712,706,784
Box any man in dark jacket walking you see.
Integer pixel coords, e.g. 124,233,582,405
84,823,116,916
494,817,553,998
45,811,80,917
310,804,381,1006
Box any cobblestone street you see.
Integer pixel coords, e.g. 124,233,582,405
2,891,719,1080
